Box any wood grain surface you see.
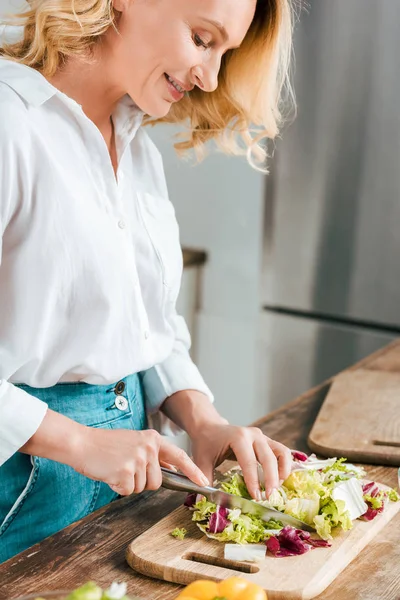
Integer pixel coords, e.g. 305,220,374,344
126,480,400,600
308,369,400,465
0,340,399,600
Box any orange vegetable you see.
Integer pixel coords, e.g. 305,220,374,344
176,576,267,600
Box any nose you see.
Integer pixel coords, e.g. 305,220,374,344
191,59,220,93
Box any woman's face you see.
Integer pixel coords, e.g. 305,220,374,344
105,0,257,117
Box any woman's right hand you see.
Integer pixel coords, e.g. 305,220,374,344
71,426,209,495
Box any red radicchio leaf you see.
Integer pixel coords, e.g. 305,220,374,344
362,501,384,521
362,506,380,521
362,482,380,498
291,450,309,462
184,493,197,508
361,481,385,521
208,506,230,534
308,538,332,548
266,536,281,554
266,526,331,557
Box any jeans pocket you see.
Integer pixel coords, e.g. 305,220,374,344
0,455,39,538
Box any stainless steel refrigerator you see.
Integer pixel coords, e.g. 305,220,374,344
259,0,400,411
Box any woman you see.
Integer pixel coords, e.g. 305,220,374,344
0,0,294,563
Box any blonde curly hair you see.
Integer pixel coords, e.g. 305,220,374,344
0,0,294,168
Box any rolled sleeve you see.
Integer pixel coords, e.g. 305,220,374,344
141,312,214,436
0,380,48,466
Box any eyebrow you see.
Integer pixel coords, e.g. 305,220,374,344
199,17,229,43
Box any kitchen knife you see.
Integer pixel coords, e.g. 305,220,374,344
161,467,315,532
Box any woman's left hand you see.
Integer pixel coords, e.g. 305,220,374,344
190,423,293,500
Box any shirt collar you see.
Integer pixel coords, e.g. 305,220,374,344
112,94,145,140
0,57,57,107
0,57,145,134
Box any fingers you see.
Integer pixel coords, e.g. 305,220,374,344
192,454,215,488
160,438,209,487
231,432,263,501
146,460,163,491
109,471,135,496
268,440,293,484
232,428,289,500
253,438,279,498
159,461,177,472
133,460,147,494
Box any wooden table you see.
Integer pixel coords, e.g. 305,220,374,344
1,340,400,600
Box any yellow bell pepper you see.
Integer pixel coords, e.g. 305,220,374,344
176,576,267,600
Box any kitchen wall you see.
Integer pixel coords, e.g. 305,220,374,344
0,0,24,16
148,124,267,426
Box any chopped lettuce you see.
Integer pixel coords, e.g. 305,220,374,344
314,498,352,540
284,492,320,526
187,451,399,553
266,526,331,557
171,527,188,540
194,504,283,544
260,487,287,511
388,488,400,502
363,495,384,510
224,543,266,562
66,583,103,600
103,583,129,600
284,470,329,501
221,472,251,498
331,478,368,520
208,507,230,533
291,450,308,462
360,480,399,521
64,582,131,600
191,498,217,522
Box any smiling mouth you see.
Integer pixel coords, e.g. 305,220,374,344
164,73,187,94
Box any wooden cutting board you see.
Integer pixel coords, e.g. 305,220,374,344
126,481,400,600
308,369,400,465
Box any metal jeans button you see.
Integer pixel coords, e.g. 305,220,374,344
115,396,128,411
115,381,126,395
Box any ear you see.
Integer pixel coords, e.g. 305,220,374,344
112,0,130,12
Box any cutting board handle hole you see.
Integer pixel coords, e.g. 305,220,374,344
372,440,400,448
183,552,260,574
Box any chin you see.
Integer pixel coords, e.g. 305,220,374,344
135,97,173,119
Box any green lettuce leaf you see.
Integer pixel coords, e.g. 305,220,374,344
314,498,352,540
284,470,328,500
220,472,251,498
66,583,103,600
197,510,283,544
363,494,384,510
284,492,320,525
171,527,188,540
388,488,400,502
192,498,217,522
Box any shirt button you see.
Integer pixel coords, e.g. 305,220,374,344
144,330,150,340
118,219,126,229
115,381,126,395
115,396,128,411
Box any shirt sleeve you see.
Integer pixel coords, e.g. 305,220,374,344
0,381,48,466
141,308,214,436
0,104,48,466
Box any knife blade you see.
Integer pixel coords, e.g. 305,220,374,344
161,467,315,532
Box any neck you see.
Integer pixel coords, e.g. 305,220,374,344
48,50,124,133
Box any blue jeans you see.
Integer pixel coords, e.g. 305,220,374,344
0,373,147,564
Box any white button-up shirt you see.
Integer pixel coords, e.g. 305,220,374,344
0,57,213,465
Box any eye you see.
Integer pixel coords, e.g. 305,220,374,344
193,33,210,50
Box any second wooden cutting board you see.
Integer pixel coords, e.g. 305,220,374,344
308,369,400,465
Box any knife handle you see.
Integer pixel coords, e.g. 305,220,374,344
161,467,215,495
